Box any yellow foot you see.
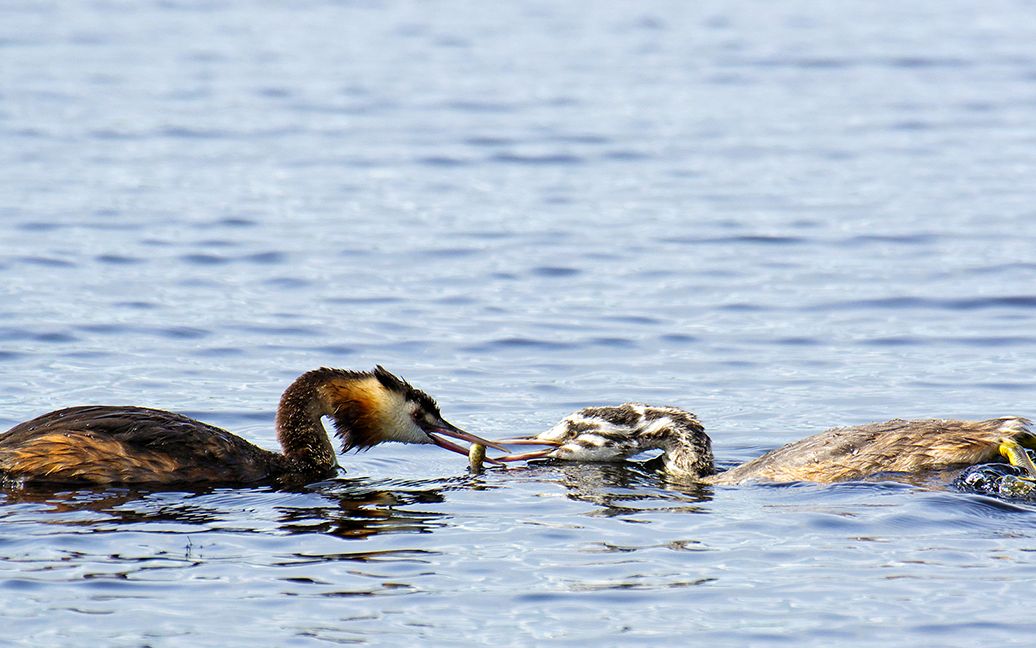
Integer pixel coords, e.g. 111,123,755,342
999,440,1036,478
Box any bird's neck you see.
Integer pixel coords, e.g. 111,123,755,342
661,431,717,480
274,371,340,476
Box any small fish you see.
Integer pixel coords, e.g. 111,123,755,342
468,443,486,473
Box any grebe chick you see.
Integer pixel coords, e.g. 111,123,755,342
0,366,503,486
495,403,1036,484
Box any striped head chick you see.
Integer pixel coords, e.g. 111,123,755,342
495,403,715,478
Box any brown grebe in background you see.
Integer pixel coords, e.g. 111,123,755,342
494,403,1036,484
0,366,503,486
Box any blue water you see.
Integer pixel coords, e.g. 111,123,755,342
3,1,1036,645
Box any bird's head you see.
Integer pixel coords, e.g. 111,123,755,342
491,403,715,479
317,366,504,456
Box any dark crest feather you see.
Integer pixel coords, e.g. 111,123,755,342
373,365,440,416
287,366,442,453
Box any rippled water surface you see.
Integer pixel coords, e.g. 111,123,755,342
3,1,1036,645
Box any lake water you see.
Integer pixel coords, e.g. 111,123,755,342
3,1,1036,645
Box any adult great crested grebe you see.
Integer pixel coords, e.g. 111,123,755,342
495,403,1036,484
0,366,503,486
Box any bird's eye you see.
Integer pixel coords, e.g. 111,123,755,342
414,409,437,423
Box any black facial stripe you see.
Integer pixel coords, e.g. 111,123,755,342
591,429,638,442
566,420,600,435
579,405,642,427
410,388,440,417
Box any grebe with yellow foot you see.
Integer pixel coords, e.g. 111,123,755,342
494,404,1036,485
0,366,504,486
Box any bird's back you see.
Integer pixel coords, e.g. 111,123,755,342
708,417,1032,485
0,405,284,485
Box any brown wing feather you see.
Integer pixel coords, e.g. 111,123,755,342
0,406,283,484
709,417,1030,485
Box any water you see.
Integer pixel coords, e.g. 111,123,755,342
2,0,1036,645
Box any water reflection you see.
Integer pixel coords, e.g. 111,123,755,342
0,475,487,540
510,459,713,517
279,477,457,539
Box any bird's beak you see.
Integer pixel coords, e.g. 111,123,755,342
424,418,510,456
474,436,561,462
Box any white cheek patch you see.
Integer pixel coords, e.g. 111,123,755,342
380,393,432,445
535,408,652,462
534,403,698,464
552,434,640,462
397,418,433,445
536,420,579,443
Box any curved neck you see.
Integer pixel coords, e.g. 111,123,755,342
656,424,716,480
275,371,339,476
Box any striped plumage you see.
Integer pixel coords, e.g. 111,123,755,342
498,403,1036,485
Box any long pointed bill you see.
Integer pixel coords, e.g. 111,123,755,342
428,433,506,466
425,421,510,454
491,449,557,462
494,438,563,447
